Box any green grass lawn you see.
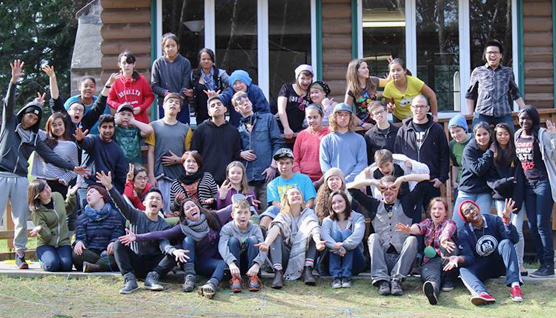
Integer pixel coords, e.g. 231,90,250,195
0,275,554,318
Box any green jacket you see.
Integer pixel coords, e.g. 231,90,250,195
32,192,76,248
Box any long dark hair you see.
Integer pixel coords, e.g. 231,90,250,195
44,112,70,148
179,199,221,231
328,190,352,221
518,105,541,142
472,121,493,147
493,122,517,168
27,179,48,212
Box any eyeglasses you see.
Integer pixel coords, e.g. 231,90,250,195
371,109,385,116
462,207,477,216
486,51,500,55
135,176,148,181
411,104,429,109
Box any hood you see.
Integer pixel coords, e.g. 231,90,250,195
17,100,43,132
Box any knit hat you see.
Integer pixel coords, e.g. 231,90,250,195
87,185,109,203
17,100,44,132
457,199,480,223
333,103,352,114
323,168,345,182
448,114,468,133
295,64,314,79
228,70,252,87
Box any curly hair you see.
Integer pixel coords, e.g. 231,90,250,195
328,111,356,133
315,179,346,222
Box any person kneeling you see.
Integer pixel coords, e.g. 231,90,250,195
219,195,266,292
257,188,326,289
444,199,523,305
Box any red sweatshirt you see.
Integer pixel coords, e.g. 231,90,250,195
108,73,155,124
124,179,153,211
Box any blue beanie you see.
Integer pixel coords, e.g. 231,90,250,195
448,114,468,132
228,70,252,87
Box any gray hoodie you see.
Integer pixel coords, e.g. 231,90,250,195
0,82,74,177
218,221,267,266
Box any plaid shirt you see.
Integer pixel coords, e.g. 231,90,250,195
465,64,522,117
417,218,457,264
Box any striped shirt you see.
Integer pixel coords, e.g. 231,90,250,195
169,172,218,211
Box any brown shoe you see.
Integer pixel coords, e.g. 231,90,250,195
248,275,262,292
83,261,102,273
303,267,316,286
271,270,283,289
229,275,243,293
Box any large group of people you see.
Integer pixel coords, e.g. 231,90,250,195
1,36,554,307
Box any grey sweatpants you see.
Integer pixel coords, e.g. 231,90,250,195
0,175,30,252
368,234,418,284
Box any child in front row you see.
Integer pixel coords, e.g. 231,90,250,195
218,195,266,292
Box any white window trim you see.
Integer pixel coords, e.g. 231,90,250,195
205,0,216,51
459,0,471,114
357,0,363,59
258,0,269,99
405,0,417,76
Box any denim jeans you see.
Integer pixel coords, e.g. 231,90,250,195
495,200,525,268
228,236,260,274
460,239,521,295
328,229,365,279
472,113,515,133
182,236,227,284
453,191,493,230
36,245,73,272
524,179,555,267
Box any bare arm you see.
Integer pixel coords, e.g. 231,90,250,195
466,98,475,115
421,84,438,117
130,118,154,138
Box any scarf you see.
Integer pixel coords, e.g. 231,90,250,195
240,115,254,125
178,170,204,185
84,204,113,222
180,213,210,242
16,124,34,144
202,67,215,91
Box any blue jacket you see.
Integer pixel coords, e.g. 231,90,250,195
237,112,285,182
219,84,270,127
458,214,519,267
75,204,125,251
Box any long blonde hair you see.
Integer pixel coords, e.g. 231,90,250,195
225,161,250,194
328,111,356,133
280,188,306,217
345,59,377,99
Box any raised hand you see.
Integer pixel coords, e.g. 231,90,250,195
502,198,517,225
72,127,89,142
35,92,46,105
106,73,119,86
547,119,556,135
218,180,231,200
96,171,113,190
440,236,456,254
126,163,135,182
10,60,25,83
119,228,136,246
42,65,55,78
67,184,80,197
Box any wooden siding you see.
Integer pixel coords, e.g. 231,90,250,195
99,0,151,82
321,0,352,101
523,0,554,108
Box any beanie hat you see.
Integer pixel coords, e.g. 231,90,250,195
310,81,331,97
295,64,314,79
457,199,480,223
88,185,109,203
323,168,345,182
17,100,44,132
448,114,468,133
228,70,252,87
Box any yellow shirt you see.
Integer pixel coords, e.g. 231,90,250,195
383,75,425,121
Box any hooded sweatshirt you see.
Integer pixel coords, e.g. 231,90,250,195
191,120,242,184
0,82,75,177
107,73,154,124
458,138,493,194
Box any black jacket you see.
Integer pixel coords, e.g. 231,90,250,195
394,115,450,183
486,152,525,210
364,124,399,164
458,138,493,194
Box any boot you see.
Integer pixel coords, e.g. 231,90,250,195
83,261,102,273
271,270,284,289
303,267,316,286
144,271,164,291
119,272,139,294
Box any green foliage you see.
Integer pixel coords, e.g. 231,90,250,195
0,0,89,112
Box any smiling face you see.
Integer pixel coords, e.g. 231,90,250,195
99,121,115,142
232,207,251,229
86,188,104,206
80,79,96,100
461,202,481,224
309,87,325,105
199,52,213,70
297,73,313,91
21,113,39,130
163,38,179,60
474,128,491,148
518,112,533,131
163,97,182,116
495,127,511,147
369,106,387,125
133,171,148,191
378,161,394,176
327,175,343,192
183,200,201,222
50,118,66,138
143,191,163,215
331,193,347,214
183,155,199,175
430,201,447,225
305,107,323,131
68,103,85,124
119,56,136,77
485,45,502,68
227,166,243,186
357,61,369,79
39,183,52,203
449,126,467,143
286,188,303,206
233,80,248,92
411,96,429,122
389,62,406,82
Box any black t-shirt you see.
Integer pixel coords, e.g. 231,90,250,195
372,163,410,197
278,84,310,132
516,135,547,181
413,121,430,151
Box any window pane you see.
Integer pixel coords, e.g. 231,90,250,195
162,0,205,68
416,0,460,111
362,0,405,78
470,0,513,69
216,0,258,83
268,0,311,104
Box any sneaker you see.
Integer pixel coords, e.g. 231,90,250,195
530,266,555,278
341,277,352,288
303,267,316,286
229,276,243,293
391,279,403,296
441,280,454,292
331,278,342,289
423,281,438,305
510,285,523,302
119,273,139,294
378,281,391,295
15,253,28,270
182,275,196,292
198,281,217,299
471,292,496,306
144,271,164,291
248,275,262,292
272,270,284,289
